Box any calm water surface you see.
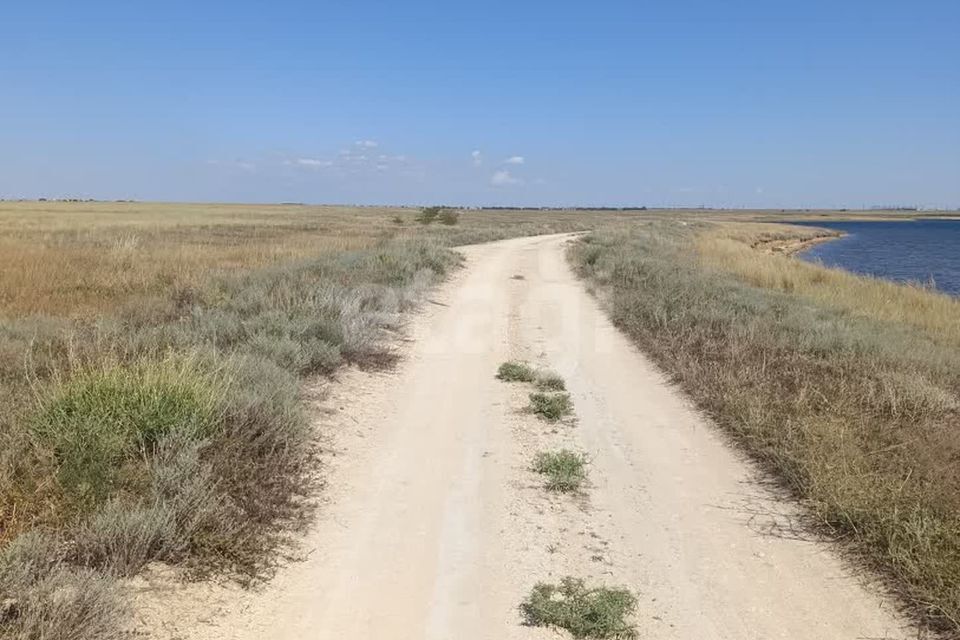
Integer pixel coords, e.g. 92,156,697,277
790,219,960,297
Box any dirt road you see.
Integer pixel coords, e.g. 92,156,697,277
137,233,910,639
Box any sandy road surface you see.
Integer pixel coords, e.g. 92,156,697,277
136,233,910,639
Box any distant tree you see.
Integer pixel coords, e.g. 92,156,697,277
438,208,460,225
417,206,443,224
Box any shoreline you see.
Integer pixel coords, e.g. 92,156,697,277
753,232,843,257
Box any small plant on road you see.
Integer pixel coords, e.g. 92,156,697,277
535,370,566,391
520,577,637,639
528,391,573,422
497,360,537,383
533,449,587,492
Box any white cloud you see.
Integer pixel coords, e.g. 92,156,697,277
208,159,256,172
471,150,483,166
491,169,523,186
279,141,416,180
294,158,333,168
504,156,525,165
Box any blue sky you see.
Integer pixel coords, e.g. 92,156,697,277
2,0,958,208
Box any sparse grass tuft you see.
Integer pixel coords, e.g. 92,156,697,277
535,370,566,391
497,361,537,383
528,392,573,422
520,577,637,639
533,450,587,492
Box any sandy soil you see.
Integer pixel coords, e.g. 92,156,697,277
133,233,912,639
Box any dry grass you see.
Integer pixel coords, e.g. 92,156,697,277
1,201,946,638
570,221,960,636
2,202,942,319
697,222,960,346
0,201,641,318
0,202,393,317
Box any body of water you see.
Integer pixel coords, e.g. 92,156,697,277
791,219,960,297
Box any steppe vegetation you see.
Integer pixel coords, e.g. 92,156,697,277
520,577,637,639
498,361,629,635
528,391,574,422
534,370,566,391
532,450,588,493
699,222,960,342
3,200,955,638
496,361,566,391
570,220,960,634
0,201,620,639
496,360,537,383
497,360,575,422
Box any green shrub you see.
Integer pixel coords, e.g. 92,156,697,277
497,361,537,382
438,209,460,225
533,450,587,492
528,392,573,422
29,356,228,507
520,577,637,639
535,370,566,391
416,206,442,225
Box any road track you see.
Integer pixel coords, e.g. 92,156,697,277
137,232,909,640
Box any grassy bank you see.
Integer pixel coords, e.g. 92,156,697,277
569,222,960,635
0,202,645,639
